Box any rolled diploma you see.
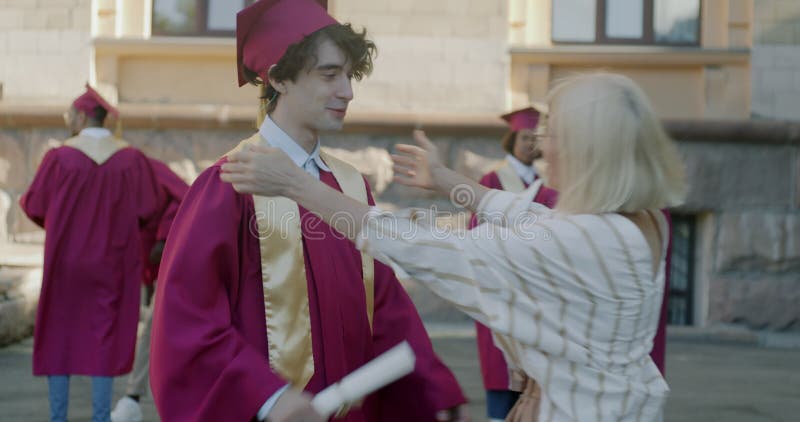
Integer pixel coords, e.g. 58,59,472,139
311,341,416,418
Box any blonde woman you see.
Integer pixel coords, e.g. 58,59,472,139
221,73,687,421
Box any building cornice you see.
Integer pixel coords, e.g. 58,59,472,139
510,46,750,66
93,36,235,58
3,103,797,144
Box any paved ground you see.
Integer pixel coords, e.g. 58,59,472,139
1,334,798,421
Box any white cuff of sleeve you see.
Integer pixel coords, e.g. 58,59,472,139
257,384,289,421
354,207,411,280
354,206,384,252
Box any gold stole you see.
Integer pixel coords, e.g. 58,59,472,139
495,160,545,202
64,135,128,165
494,160,526,193
227,134,375,388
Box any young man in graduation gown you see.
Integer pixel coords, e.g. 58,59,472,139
20,85,166,422
149,1,467,421
470,106,557,421
111,158,188,422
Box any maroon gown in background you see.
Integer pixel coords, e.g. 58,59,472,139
20,146,165,376
139,158,189,286
471,171,672,391
150,159,466,422
652,210,673,375
470,171,558,391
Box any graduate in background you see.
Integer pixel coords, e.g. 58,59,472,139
20,85,166,422
470,106,557,422
149,1,466,421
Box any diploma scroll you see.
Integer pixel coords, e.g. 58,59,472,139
311,341,416,418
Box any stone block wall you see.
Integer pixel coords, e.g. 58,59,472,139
3,122,800,329
677,136,800,330
1,125,508,324
752,0,800,119
334,0,509,115
0,0,92,102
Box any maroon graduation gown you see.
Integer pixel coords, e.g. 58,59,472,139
20,146,165,376
139,158,188,286
470,170,557,391
150,159,466,422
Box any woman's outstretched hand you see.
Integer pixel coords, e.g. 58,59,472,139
220,144,304,197
391,130,444,191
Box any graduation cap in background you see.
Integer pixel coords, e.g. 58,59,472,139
72,84,118,119
500,106,544,132
71,84,122,137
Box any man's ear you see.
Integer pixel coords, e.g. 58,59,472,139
75,111,88,129
266,64,287,94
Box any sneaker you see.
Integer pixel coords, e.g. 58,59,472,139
110,396,143,422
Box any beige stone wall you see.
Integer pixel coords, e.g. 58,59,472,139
84,0,509,119
332,0,509,115
1,1,754,120
550,66,707,119
0,0,92,102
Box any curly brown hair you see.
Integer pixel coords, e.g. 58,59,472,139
243,23,377,119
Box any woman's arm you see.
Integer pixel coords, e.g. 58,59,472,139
220,130,550,239
220,130,493,220
220,146,372,241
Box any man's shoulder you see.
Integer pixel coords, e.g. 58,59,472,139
188,157,247,201
222,133,263,160
194,158,228,186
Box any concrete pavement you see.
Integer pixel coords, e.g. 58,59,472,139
1,334,798,421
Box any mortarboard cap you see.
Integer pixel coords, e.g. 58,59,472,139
236,0,337,87
71,84,119,118
500,106,545,132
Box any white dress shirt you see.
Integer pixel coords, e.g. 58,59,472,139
78,127,112,139
505,154,537,185
258,115,330,179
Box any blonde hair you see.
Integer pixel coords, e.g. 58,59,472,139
547,73,686,214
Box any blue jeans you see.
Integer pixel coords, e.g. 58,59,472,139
48,375,113,422
486,389,521,419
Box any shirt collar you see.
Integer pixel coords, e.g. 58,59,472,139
505,154,537,184
258,115,330,172
78,127,112,139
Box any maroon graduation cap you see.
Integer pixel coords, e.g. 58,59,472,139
71,84,119,118
500,106,542,132
236,0,337,87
